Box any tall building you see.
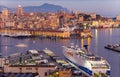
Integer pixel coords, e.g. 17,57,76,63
79,15,84,22
116,15,120,21
90,13,96,19
59,15,65,28
17,5,23,15
74,11,79,19
2,8,8,17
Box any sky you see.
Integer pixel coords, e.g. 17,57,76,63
0,0,120,17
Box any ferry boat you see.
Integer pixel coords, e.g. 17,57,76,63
62,44,111,77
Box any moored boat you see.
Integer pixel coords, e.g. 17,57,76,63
105,44,120,52
62,44,111,77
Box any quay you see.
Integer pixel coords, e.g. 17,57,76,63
0,28,93,39
0,49,88,77
105,44,120,52
0,28,70,39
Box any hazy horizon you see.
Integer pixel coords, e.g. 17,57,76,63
0,0,120,17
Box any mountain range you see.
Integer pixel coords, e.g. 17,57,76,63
0,3,69,13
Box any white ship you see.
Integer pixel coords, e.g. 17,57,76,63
62,44,110,77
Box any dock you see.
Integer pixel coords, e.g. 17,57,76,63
105,44,120,52
0,28,70,39
0,49,88,77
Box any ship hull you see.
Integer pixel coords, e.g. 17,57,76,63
63,50,92,76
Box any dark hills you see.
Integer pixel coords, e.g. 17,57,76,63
0,3,69,13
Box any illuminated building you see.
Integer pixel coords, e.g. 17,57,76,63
2,8,8,17
79,15,84,22
116,15,120,21
5,21,15,28
17,5,23,15
90,13,96,19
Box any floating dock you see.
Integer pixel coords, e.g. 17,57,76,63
105,44,120,52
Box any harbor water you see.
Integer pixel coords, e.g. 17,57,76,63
0,28,120,77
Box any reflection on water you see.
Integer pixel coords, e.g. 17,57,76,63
87,37,91,50
95,29,98,38
81,38,84,48
94,29,98,55
109,28,112,36
109,28,113,44
80,37,91,50
4,46,8,56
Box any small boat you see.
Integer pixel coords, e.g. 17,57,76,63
15,44,27,47
105,44,120,52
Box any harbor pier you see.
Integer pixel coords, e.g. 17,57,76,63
0,28,70,39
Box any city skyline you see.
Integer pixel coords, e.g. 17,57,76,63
0,0,120,17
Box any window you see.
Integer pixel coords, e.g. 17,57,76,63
26,68,32,70
45,72,47,76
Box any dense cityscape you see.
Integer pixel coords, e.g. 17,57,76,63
0,2,120,77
